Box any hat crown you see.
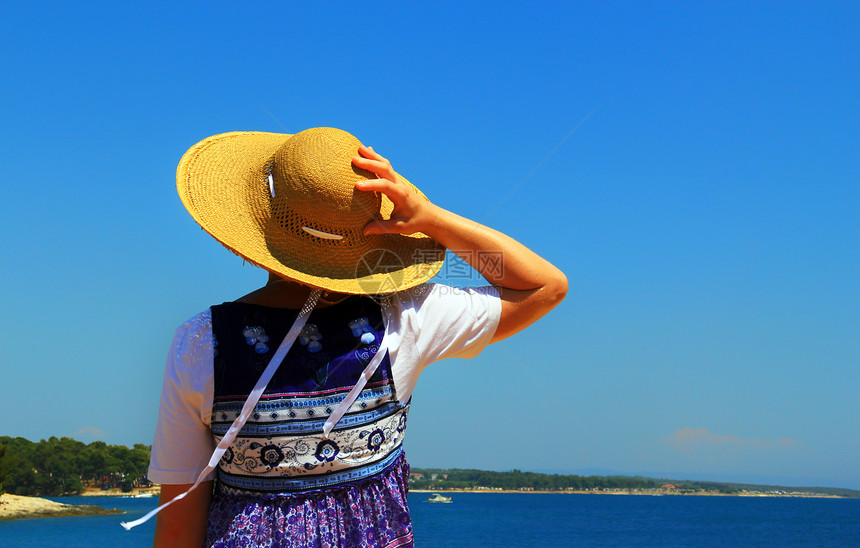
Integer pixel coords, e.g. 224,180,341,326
271,127,380,229
177,128,445,294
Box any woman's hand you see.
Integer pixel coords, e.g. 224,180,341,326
352,146,439,236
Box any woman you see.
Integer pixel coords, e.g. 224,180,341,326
145,127,567,547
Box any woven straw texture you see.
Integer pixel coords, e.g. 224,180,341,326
177,128,444,294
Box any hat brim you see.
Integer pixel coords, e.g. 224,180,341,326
177,131,444,294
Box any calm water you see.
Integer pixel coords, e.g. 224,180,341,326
1,493,858,547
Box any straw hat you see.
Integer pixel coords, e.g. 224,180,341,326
177,127,445,294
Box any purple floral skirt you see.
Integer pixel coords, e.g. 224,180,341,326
206,453,413,548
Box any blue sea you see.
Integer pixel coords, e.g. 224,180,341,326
1,493,858,547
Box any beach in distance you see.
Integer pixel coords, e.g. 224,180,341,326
2,482,848,524
3,471,855,524
2,485,849,526
0,493,120,521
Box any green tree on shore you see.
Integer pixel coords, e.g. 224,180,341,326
0,444,12,494
0,436,151,496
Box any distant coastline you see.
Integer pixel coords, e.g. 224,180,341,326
4,437,857,502
74,487,855,500
411,488,847,499
408,468,860,499
0,484,847,523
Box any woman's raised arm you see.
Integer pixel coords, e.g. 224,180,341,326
353,147,567,343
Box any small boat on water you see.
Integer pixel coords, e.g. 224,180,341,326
427,493,452,503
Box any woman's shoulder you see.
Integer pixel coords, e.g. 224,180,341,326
168,308,214,358
380,283,501,346
177,308,213,334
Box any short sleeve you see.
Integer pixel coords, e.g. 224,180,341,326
148,311,217,485
383,283,501,402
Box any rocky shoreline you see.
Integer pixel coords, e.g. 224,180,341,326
79,486,160,497
0,493,122,521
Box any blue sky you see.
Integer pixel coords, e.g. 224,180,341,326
1,2,857,489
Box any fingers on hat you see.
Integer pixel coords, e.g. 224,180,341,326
355,178,407,199
355,146,392,167
357,145,384,160
353,159,397,184
363,217,405,236
352,154,391,172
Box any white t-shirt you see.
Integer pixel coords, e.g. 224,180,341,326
148,283,501,485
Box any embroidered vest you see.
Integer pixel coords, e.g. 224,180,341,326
209,298,408,495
